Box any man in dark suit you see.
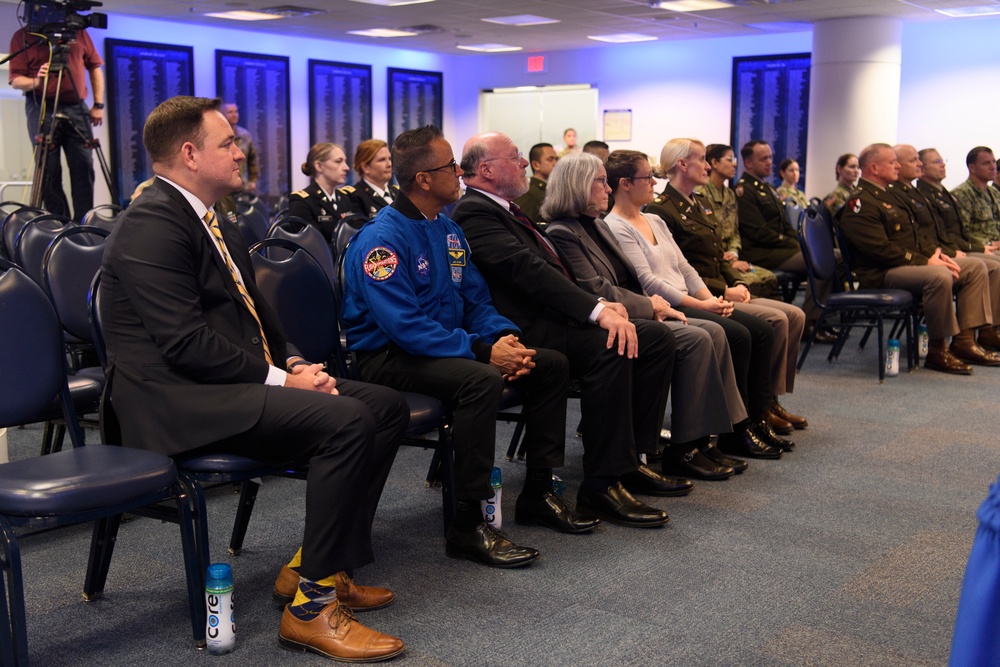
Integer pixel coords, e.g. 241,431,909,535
453,131,679,529
99,96,407,661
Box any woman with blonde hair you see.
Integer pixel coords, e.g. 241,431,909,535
348,139,399,219
639,139,808,439
289,142,364,242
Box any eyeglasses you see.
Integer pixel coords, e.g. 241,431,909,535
630,174,655,182
483,152,523,164
422,158,457,174
594,177,609,187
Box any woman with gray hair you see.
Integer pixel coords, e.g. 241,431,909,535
543,152,759,481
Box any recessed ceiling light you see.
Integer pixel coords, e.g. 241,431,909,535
746,21,811,31
587,33,657,43
654,0,732,11
456,43,523,52
347,0,435,6
204,10,283,20
481,14,560,26
347,28,420,37
935,5,1000,17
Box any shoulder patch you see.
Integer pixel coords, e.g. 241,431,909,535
734,184,744,197
850,198,861,214
363,246,399,281
291,190,308,198
338,185,356,194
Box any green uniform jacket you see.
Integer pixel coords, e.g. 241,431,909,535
839,178,929,289
513,176,547,223
951,178,1000,248
915,178,982,253
734,172,799,268
886,180,957,257
645,184,745,296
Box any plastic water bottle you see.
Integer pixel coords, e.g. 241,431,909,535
481,467,502,529
918,324,929,359
205,563,236,655
885,339,900,377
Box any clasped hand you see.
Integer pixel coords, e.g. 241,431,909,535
490,334,536,381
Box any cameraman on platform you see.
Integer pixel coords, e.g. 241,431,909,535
9,25,104,221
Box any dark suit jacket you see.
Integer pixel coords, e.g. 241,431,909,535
100,178,294,455
544,215,654,319
347,181,400,220
735,172,800,267
646,184,745,296
452,188,599,351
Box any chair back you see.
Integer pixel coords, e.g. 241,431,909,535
266,218,337,287
81,204,124,232
0,260,82,443
235,211,267,247
798,208,837,308
332,217,364,263
249,238,341,365
13,214,75,284
1,206,46,261
42,226,111,341
89,270,109,369
785,200,804,231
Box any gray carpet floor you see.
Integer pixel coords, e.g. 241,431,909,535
5,337,994,666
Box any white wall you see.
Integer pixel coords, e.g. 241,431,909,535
898,16,1000,189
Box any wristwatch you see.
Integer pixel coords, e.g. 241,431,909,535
92,102,104,109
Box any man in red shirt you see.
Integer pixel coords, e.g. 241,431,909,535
8,27,105,220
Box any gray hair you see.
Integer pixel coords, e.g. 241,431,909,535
859,143,893,170
460,139,489,178
540,152,603,221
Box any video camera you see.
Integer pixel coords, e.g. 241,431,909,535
23,0,107,35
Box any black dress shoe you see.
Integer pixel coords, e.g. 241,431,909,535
753,419,795,451
515,492,600,533
661,448,734,481
445,522,540,568
717,428,782,460
621,464,694,497
576,482,669,528
701,442,748,474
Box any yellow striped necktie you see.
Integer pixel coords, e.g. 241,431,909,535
204,210,273,365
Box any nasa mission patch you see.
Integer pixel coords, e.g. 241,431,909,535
364,246,399,281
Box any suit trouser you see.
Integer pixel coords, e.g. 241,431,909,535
738,298,806,395
680,307,774,420
558,321,674,474
358,347,570,500
663,319,743,442
968,253,1000,322
200,379,407,581
881,258,991,339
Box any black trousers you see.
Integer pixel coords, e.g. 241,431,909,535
25,98,95,221
527,320,674,476
358,347,569,499
680,307,773,420
201,379,407,581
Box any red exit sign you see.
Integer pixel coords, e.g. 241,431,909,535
527,55,546,73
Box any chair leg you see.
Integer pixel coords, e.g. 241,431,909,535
425,448,443,488
227,481,260,556
174,479,207,647
876,314,886,382
505,420,525,461
0,517,28,666
83,514,123,601
40,421,55,456
437,427,456,537
798,310,827,369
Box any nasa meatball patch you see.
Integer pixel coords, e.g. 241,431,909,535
363,246,399,281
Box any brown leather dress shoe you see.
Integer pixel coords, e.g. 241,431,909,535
924,349,973,375
279,600,405,662
273,568,394,612
770,398,808,429
766,410,793,435
978,327,1000,351
950,341,1000,366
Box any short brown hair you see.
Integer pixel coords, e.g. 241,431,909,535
354,139,388,178
606,150,648,194
143,96,220,165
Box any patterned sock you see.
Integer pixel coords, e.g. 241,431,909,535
287,573,338,621
286,546,303,572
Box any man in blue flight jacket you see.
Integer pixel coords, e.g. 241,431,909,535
342,126,599,569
